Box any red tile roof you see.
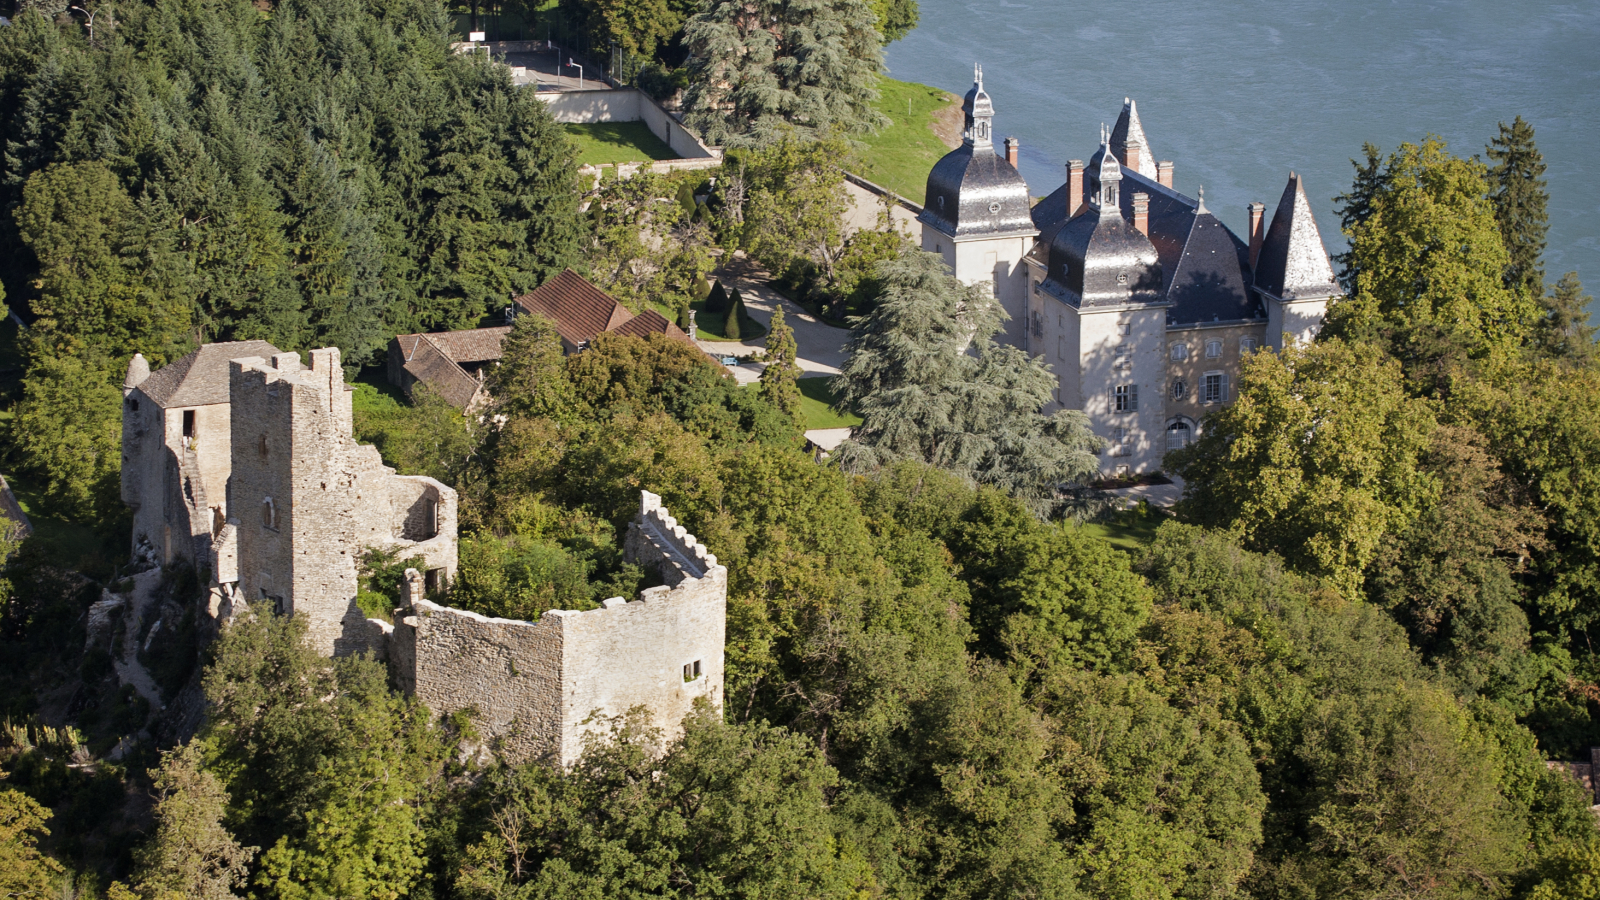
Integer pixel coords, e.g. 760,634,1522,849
512,269,634,347
611,309,696,347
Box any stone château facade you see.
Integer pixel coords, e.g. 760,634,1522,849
123,344,725,762
921,68,1342,475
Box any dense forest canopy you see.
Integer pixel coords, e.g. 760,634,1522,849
5,0,1600,898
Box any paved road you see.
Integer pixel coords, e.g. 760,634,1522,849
694,254,851,379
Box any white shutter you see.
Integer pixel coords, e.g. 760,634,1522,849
1221,373,1230,403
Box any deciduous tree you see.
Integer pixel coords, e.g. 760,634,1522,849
125,743,255,900
1170,339,1438,597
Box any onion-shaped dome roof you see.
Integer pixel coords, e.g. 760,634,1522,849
1042,129,1163,308
918,64,1034,238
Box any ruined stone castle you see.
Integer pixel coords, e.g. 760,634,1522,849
122,343,726,763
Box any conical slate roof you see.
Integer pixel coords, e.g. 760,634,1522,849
1254,173,1341,301
1109,98,1157,179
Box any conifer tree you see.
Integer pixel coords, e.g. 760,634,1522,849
1536,272,1597,362
724,288,744,340
682,0,887,147
1331,142,1383,290
759,305,804,427
833,249,1100,514
706,280,728,314
1486,116,1549,297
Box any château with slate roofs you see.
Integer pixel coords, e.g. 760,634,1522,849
920,67,1342,474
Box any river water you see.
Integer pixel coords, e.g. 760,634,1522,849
884,0,1600,288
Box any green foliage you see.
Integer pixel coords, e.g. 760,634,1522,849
1170,339,1438,597
758,305,803,427
5,347,124,521
0,787,63,897
1487,115,1549,298
564,331,714,414
487,313,578,424
0,0,582,365
451,534,610,621
1537,272,1597,363
868,0,919,43
834,248,1102,514
723,288,744,340
704,280,728,315
351,381,479,485
682,0,886,147
725,135,851,287
457,705,872,898
1322,137,1538,387
201,608,446,899
583,169,714,311
950,488,1152,670
125,743,254,900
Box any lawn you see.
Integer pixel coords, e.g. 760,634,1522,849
565,122,678,166
854,77,959,201
797,376,861,431
1080,502,1169,554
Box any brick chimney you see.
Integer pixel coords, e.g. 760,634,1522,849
1132,193,1149,235
1067,159,1085,216
1124,139,1142,178
1157,160,1174,189
1004,136,1019,168
1247,201,1266,268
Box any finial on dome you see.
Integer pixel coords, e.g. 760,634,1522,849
1197,185,1207,213
974,63,983,89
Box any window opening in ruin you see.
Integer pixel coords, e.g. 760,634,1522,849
684,660,703,682
262,497,276,530
129,398,139,412
426,568,445,595
182,409,196,442
258,435,269,458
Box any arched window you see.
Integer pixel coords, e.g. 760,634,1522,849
261,497,276,530
1166,420,1193,451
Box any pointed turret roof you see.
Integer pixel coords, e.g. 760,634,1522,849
1109,98,1157,179
1254,173,1341,301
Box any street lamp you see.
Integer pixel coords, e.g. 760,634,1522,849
68,5,95,45
567,57,583,91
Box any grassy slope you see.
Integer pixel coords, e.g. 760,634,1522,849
853,77,958,201
565,122,678,166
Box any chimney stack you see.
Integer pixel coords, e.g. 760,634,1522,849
1157,160,1174,189
1067,159,1085,216
1132,193,1149,236
1125,140,1142,178
1247,201,1266,268
1004,136,1019,169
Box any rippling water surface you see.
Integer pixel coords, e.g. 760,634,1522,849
884,0,1600,287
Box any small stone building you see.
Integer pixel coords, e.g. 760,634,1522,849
123,344,458,656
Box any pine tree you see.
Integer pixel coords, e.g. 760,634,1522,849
1331,142,1383,290
682,0,888,147
759,305,804,427
832,249,1101,513
724,288,744,340
1536,272,1596,362
1486,116,1548,297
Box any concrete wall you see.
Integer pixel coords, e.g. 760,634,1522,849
537,89,718,160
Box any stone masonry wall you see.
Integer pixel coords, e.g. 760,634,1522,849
392,491,726,766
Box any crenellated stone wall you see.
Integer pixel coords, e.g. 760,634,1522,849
393,491,726,765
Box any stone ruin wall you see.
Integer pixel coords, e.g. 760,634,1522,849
392,491,726,765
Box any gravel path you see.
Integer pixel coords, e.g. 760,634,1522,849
694,254,851,377
113,569,166,710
